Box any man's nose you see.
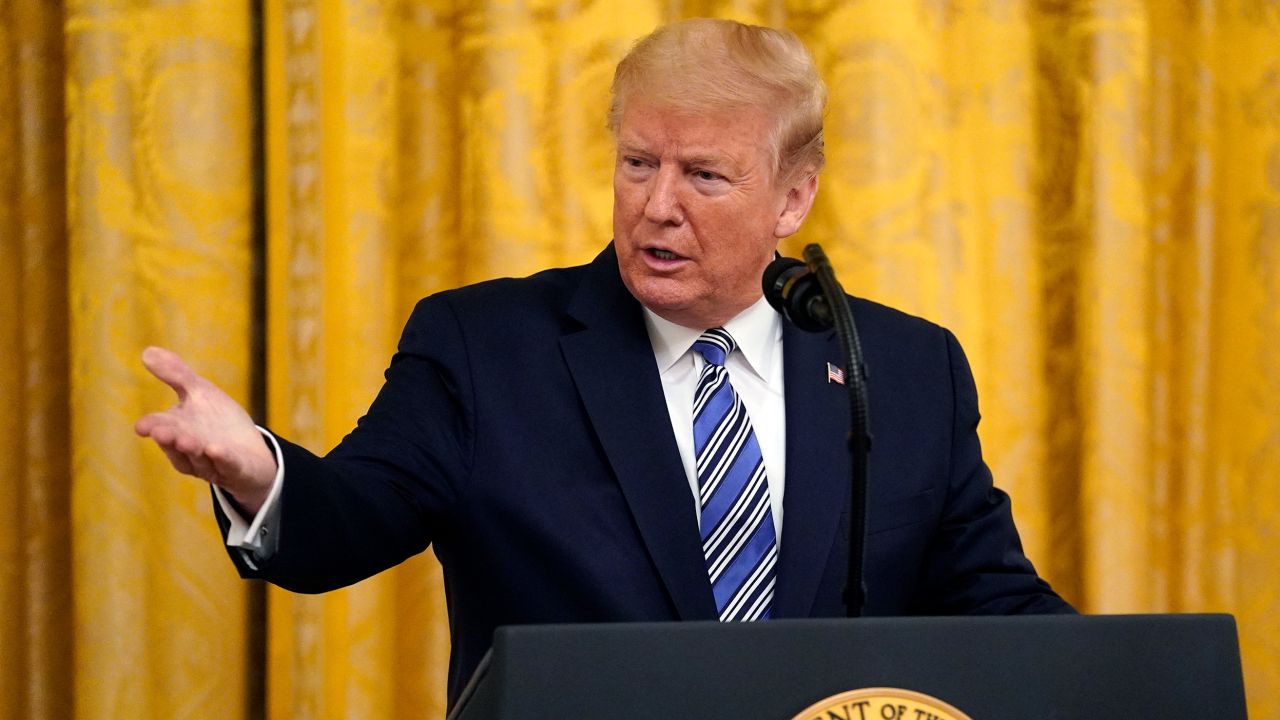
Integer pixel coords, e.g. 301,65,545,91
643,167,685,225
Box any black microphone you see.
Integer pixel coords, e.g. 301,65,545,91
762,257,833,332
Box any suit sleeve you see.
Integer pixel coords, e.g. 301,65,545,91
912,329,1075,615
214,295,474,593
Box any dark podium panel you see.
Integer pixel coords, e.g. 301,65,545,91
449,614,1246,720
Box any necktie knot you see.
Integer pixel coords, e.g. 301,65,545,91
693,328,737,367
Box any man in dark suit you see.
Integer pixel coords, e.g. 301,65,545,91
137,18,1071,708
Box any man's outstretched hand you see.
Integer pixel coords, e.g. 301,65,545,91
135,346,277,515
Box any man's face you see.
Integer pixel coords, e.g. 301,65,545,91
613,100,817,329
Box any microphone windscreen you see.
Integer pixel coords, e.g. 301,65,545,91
762,257,806,315
762,256,832,332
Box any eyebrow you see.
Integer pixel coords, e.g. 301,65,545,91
616,142,738,172
616,141,649,156
683,153,731,169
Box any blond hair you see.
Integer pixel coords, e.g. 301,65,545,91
608,18,826,182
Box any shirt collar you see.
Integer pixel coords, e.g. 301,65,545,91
643,295,781,381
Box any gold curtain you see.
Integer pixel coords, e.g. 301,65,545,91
4,0,256,716
66,0,256,716
2,0,1278,718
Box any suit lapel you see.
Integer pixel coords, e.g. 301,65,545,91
772,321,850,618
559,246,718,621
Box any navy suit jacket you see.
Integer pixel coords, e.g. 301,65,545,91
219,244,1071,705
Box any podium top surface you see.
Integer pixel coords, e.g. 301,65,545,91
451,614,1246,720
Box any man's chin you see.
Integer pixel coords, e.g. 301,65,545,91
635,293,694,318
627,285,695,321
636,291,737,330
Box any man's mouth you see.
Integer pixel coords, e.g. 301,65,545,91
648,248,683,260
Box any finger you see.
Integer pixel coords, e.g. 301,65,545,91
135,413,160,437
141,346,199,402
174,432,204,457
161,446,197,476
135,411,179,438
148,422,180,448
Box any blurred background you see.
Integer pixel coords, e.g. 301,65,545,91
2,0,1277,717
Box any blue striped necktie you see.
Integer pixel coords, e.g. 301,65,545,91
692,328,778,621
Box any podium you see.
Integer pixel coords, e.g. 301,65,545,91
449,614,1246,719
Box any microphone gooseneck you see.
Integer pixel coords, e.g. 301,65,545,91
761,246,872,619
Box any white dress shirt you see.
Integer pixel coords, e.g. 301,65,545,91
217,295,789,560
642,296,787,537
213,427,284,568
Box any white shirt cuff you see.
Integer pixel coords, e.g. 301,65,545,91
213,426,285,568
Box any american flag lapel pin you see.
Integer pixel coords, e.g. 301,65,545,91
827,362,845,385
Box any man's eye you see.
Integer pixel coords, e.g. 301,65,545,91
694,170,719,181
624,157,646,168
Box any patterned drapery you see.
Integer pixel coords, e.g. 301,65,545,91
2,1,1277,717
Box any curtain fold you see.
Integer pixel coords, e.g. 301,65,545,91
264,1,448,716
1,2,73,718
63,0,255,717
1,1,1277,718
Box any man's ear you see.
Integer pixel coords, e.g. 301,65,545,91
774,172,819,239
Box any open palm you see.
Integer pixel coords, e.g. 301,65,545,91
134,346,276,514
